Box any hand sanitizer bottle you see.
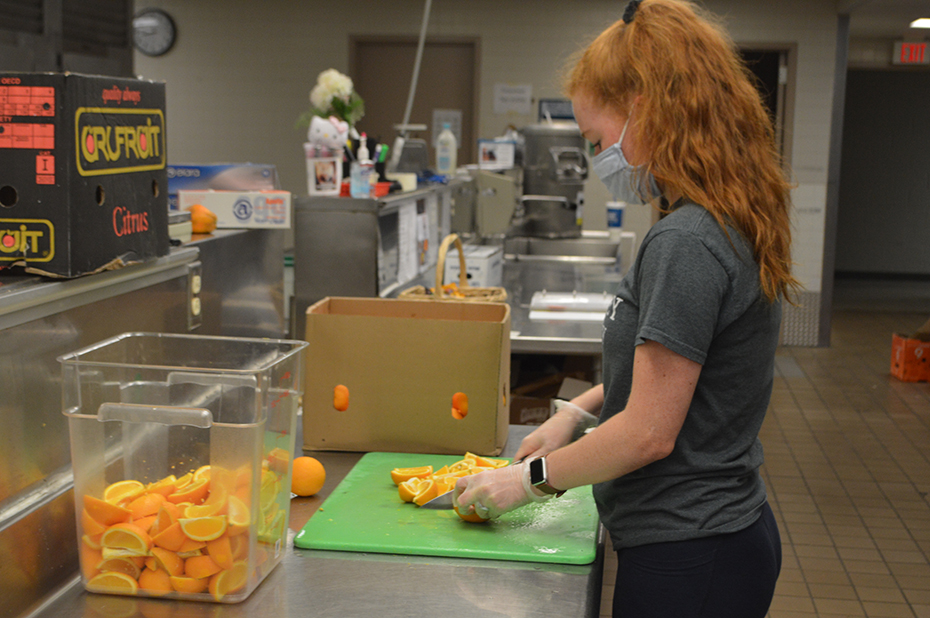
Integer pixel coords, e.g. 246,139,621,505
350,134,374,198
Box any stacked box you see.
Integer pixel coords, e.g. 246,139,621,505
0,72,169,277
891,331,930,382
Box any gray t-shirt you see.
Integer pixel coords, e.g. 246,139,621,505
594,202,781,549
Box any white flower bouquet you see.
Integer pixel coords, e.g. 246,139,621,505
298,68,365,130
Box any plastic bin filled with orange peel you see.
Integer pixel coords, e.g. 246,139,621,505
59,333,308,603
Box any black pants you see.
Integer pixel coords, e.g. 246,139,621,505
613,502,781,618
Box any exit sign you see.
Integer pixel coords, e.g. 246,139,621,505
893,41,929,65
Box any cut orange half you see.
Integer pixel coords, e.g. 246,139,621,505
208,560,249,601
87,571,139,594
179,516,227,542
101,522,153,555
390,466,433,486
103,480,146,505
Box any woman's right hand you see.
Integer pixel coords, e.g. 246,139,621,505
514,400,598,462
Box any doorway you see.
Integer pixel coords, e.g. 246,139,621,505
740,47,796,167
350,36,479,167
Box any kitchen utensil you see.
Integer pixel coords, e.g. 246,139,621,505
293,452,598,565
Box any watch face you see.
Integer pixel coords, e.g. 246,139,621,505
529,457,546,485
133,9,176,57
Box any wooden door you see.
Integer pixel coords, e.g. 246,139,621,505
350,36,479,167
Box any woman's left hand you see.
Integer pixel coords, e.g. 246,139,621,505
453,461,548,520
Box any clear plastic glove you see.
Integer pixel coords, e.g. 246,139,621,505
514,400,599,462
453,461,549,520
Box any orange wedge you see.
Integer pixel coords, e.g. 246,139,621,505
208,560,249,601
225,496,250,537
127,492,166,519
183,482,228,519
87,571,139,594
148,505,175,538
177,537,207,554
132,514,158,533
145,475,179,498
81,508,109,536
152,521,185,552
82,533,104,550
169,575,209,594
206,535,233,570
80,544,103,580
167,478,209,505
390,466,433,486
84,495,132,526
397,478,423,503
184,554,222,580
138,567,172,595
192,465,211,483
179,516,227,542
96,556,142,579
412,479,440,506
150,547,184,577
103,480,146,505
101,522,153,555
229,534,248,561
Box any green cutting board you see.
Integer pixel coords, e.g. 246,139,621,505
294,452,599,565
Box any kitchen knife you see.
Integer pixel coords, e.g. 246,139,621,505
419,458,522,510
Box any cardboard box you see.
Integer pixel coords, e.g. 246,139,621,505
891,318,930,382
303,297,511,455
177,189,291,229
443,244,504,288
510,396,552,425
167,163,279,211
0,72,169,277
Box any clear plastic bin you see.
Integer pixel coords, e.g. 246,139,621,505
60,332,308,603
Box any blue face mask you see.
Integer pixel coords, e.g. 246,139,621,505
591,114,660,205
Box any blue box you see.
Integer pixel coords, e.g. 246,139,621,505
167,163,278,211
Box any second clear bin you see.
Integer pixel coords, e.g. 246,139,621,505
60,332,308,603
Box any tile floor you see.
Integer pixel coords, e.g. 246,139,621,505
599,280,930,617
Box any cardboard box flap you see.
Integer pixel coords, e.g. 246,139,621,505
309,296,509,324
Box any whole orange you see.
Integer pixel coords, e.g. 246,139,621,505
291,456,326,497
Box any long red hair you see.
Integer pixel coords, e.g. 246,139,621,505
565,0,799,303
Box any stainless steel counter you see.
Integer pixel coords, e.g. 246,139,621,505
24,427,605,618
505,259,620,355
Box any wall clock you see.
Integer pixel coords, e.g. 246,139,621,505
133,8,177,57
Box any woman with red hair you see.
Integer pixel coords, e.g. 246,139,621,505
455,1,798,616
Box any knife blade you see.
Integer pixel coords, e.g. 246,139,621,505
419,458,522,510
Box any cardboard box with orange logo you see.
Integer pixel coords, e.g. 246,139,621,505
0,72,169,277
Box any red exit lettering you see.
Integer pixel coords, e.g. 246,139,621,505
900,42,927,64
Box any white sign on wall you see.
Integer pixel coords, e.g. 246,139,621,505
493,83,533,115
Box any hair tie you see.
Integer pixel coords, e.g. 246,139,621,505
623,0,642,23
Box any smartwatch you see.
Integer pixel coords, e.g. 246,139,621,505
529,456,565,497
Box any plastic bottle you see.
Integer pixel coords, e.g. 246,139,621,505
436,123,457,175
350,134,374,198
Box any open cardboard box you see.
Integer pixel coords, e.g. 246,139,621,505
303,297,510,455
891,317,930,382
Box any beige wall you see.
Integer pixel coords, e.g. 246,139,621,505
135,0,841,292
